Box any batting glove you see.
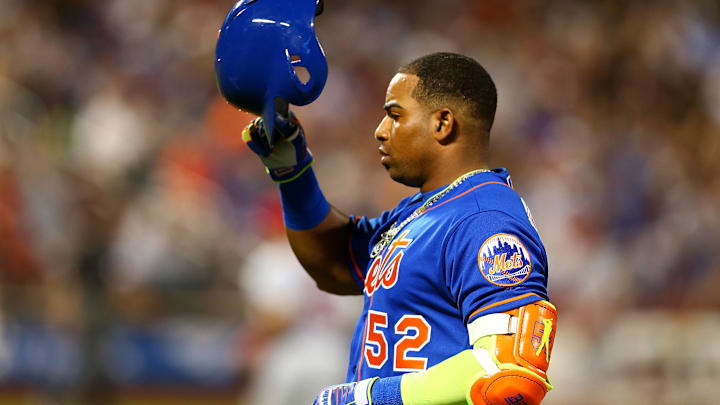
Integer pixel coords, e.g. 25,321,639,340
241,111,313,183
313,378,377,405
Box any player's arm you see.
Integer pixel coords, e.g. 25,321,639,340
286,206,360,295
312,300,556,405
243,113,360,295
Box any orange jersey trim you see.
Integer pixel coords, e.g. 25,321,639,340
467,292,542,322
423,181,511,216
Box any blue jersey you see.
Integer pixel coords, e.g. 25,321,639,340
344,168,549,381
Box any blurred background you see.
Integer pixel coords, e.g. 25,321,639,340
1,0,719,404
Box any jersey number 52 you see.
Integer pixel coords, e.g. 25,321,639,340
365,311,431,372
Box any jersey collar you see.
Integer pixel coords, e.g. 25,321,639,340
411,168,511,204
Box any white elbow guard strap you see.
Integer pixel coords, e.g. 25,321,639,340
466,300,558,405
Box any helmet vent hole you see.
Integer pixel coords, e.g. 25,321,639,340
294,65,311,85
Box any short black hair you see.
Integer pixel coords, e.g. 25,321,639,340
398,52,497,132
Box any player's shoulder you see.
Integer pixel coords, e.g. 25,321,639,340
429,169,544,252
448,169,530,223
441,170,546,263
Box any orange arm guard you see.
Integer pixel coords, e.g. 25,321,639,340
467,300,558,405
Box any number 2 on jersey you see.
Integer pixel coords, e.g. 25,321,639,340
364,311,431,371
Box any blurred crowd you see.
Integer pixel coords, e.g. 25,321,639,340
0,0,719,404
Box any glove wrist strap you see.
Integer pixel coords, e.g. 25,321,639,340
268,158,313,183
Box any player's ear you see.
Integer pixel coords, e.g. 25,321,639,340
432,108,456,144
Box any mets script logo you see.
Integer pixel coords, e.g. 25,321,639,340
477,233,532,287
364,231,412,295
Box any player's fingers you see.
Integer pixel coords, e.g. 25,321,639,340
242,117,273,157
241,117,262,142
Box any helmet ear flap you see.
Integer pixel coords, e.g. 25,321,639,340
286,38,328,103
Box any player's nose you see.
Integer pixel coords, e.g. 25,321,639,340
374,116,390,141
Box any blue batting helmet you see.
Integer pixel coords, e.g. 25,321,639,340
215,0,327,139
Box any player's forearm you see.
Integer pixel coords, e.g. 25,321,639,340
368,348,505,405
322,351,480,405
397,348,485,405
286,205,360,295
315,349,485,405
237,113,359,294
279,168,360,295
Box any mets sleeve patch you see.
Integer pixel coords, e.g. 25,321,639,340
477,233,532,287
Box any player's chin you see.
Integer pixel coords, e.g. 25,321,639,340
382,159,399,176
387,168,420,188
385,165,399,181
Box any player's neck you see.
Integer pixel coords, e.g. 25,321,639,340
420,162,490,193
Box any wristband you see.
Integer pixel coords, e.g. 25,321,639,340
370,376,403,405
278,166,331,230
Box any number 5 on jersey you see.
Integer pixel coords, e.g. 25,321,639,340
364,311,431,372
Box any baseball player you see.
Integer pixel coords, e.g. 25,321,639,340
242,52,557,405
